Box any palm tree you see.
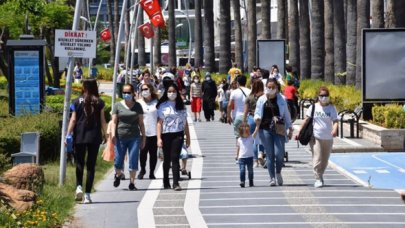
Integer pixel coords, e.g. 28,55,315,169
346,0,356,85
311,0,324,80
194,0,203,68
334,0,346,85
203,0,215,72
138,9,146,66
261,0,271,39
299,0,311,80
168,0,176,67
324,0,334,83
371,0,384,28
288,0,299,74
107,0,116,64
277,0,286,39
232,0,243,71
356,0,370,89
396,1,405,27
114,0,119,45
219,0,231,74
386,0,396,28
153,27,161,67
247,0,257,73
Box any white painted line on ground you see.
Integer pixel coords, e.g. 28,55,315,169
156,196,398,201
328,159,369,188
353,170,367,174
197,189,394,194
372,154,405,170
203,212,405,216
340,137,363,147
137,162,163,227
376,169,390,174
198,184,362,188
201,178,351,183
199,204,405,208
202,173,343,177
184,114,208,228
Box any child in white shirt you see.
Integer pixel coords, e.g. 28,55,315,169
237,123,255,187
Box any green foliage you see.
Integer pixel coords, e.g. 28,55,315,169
32,0,73,32
0,153,11,174
372,104,405,129
95,67,114,81
0,2,25,38
0,76,7,89
0,112,61,162
298,80,361,111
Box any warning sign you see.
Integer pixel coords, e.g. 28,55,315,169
54,29,97,58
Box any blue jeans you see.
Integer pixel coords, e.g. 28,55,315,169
114,137,141,171
239,157,254,182
253,142,264,160
259,129,285,178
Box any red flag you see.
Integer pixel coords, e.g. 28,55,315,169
100,28,111,42
151,12,165,28
138,22,155,39
140,0,161,18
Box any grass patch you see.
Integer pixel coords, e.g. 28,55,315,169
0,154,113,226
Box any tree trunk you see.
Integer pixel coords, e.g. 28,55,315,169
299,0,311,80
386,0,396,28
261,0,271,39
232,0,243,71
277,0,287,39
324,0,334,83
114,0,119,43
219,0,231,74
194,0,203,68
395,1,405,27
356,0,370,89
371,0,384,28
203,0,215,72
247,0,257,73
153,27,161,67
107,0,116,64
346,0,356,85
334,0,346,85
311,0,324,80
168,0,177,67
288,0,299,74
138,11,146,66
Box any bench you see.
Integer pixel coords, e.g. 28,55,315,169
338,106,363,138
298,98,315,119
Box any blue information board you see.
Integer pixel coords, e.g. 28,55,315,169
13,51,40,116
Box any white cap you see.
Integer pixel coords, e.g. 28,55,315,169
162,72,175,80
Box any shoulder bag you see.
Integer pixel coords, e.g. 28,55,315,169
298,104,315,145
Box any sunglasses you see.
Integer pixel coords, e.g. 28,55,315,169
141,88,149,91
319,95,329,97
123,92,132,94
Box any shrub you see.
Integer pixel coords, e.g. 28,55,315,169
0,153,11,174
0,76,7,89
372,104,405,128
0,112,61,163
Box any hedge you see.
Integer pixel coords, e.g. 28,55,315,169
0,76,6,89
372,104,405,129
0,112,61,163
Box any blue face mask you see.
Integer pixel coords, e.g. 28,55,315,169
122,93,133,101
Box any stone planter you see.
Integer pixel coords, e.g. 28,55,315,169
359,121,405,151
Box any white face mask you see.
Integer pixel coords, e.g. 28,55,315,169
266,88,277,96
167,92,177,101
319,96,330,104
141,90,151,98
194,79,199,83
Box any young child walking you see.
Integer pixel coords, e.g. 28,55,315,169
236,123,254,188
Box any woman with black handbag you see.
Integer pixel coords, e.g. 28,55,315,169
298,86,338,188
253,78,293,186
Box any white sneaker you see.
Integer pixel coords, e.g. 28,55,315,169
270,178,276,186
75,186,83,201
83,193,92,204
314,180,323,188
276,173,283,186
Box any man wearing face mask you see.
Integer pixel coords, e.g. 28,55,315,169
202,73,218,121
253,78,293,187
298,86,338,188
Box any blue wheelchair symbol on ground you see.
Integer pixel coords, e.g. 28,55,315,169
330,152,405,190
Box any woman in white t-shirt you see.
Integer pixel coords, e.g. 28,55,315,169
157,83,191,191
299,86,338,188
137,84,159,180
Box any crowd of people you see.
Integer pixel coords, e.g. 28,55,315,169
66,63,338,203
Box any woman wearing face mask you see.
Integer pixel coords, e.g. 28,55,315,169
202,73,218,121
137,84,159,180
111,84,146,191
253,78,293,186
298,86,338,188
157,83,191,191
190,75,202,122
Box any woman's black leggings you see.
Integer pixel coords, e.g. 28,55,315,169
139,136,158,174
162,132,184,186
74,143,100,193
